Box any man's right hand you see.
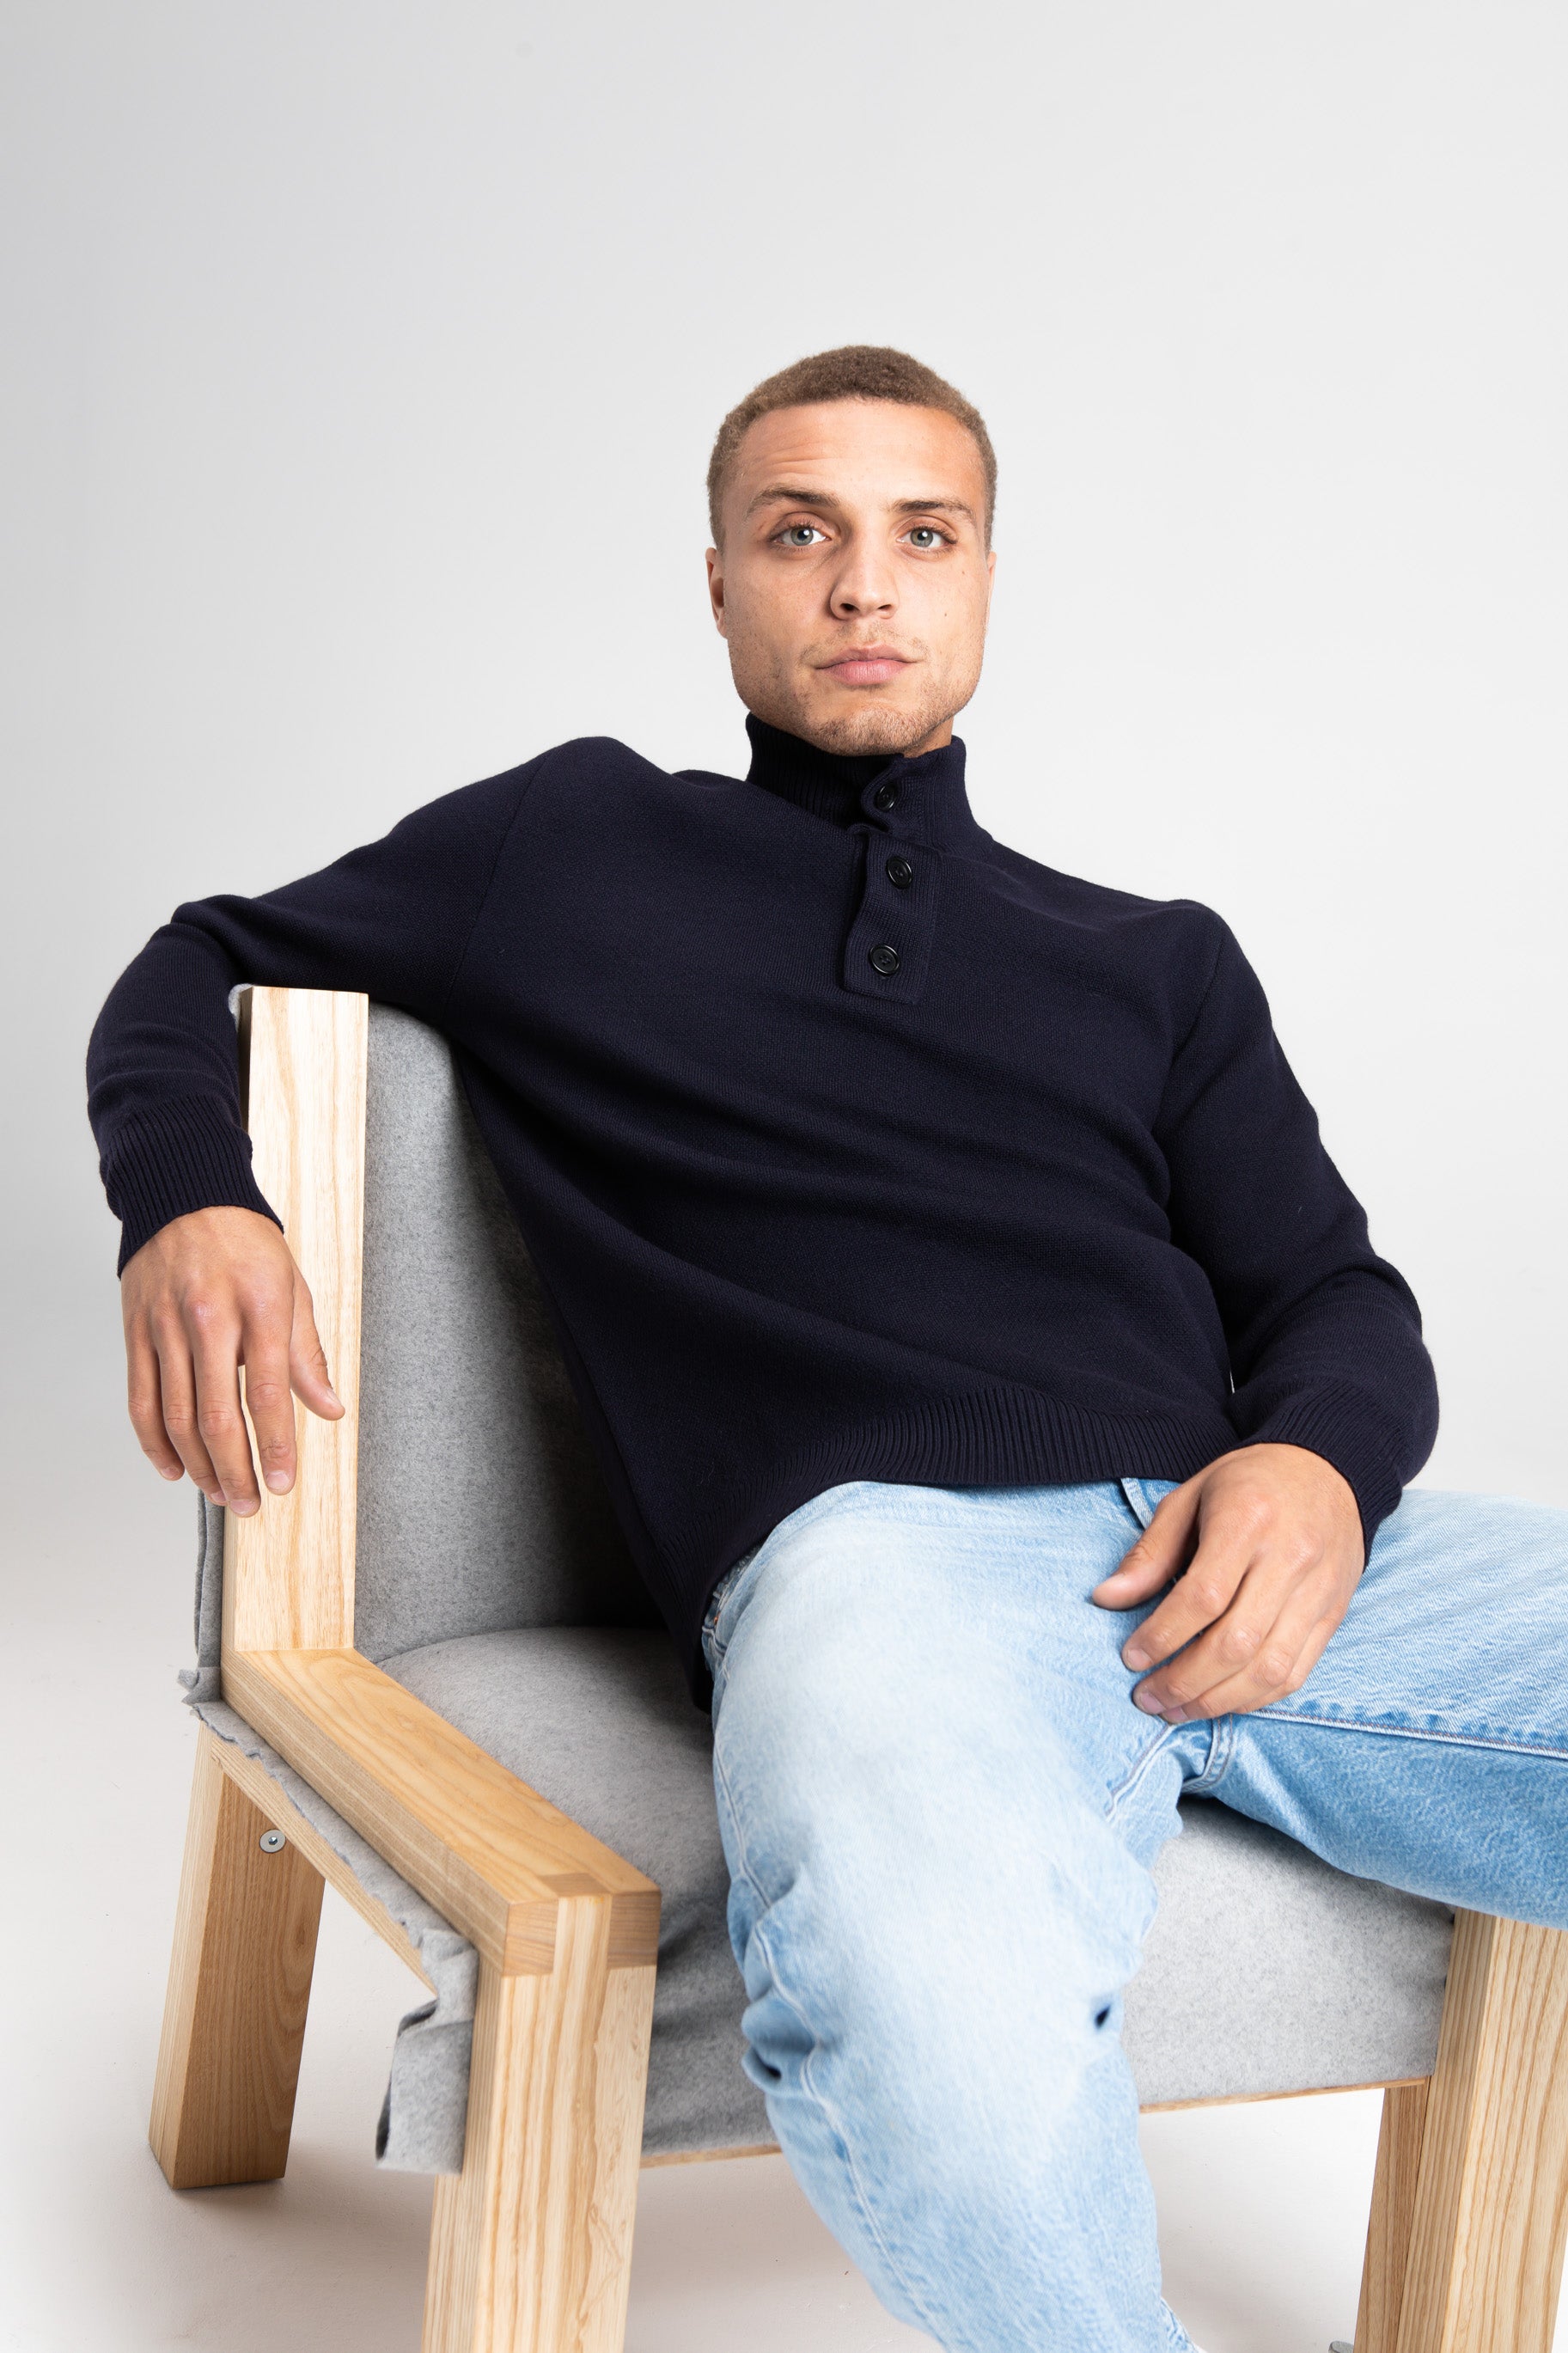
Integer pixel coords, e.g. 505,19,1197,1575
120,1206,344,1514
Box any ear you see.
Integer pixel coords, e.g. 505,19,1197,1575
705,546,729,638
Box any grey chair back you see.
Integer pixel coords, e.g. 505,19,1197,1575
354,1005,658,1663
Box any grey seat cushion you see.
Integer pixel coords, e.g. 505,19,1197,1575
382,1624,1455,2130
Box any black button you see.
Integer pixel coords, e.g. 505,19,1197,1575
872,780,899,810
869,943,900,975
886,855,913,889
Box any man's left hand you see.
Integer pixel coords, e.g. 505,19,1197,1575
1091,1444,1365,1723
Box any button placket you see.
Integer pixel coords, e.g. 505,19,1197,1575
840,777,943,1002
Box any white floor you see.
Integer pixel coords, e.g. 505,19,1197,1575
3,1376,1561,2353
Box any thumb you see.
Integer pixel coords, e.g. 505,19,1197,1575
289,1275,345,1421
1091,1483,1199,1607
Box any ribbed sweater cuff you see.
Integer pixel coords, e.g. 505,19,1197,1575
1240,1388,1406,1555
105,1098,282,1275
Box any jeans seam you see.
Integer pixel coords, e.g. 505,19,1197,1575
701,1605,729,1687
745,1909,952,2350
1255,1710,1568,1763
1104,1724,1178,1819
1182,1714,1238,1795
711,1737,760,1891
713,1733,950,2347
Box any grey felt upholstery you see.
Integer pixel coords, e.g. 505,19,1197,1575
353,1009,656,1660
382,1628,771,2156
384,1623,1455,2126
190,1002,1455,2175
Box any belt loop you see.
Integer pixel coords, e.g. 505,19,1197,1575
1120,1476,1158,1532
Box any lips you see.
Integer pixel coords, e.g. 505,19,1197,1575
821,653,911,687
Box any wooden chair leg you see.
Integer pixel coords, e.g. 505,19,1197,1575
1371,1909,1568,2353
423,1900,656,2353
1356,2080,1431,2353
149,1727,325,2190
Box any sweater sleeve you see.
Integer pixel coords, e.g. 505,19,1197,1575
86,756,540,1274
1155,916,1438,1549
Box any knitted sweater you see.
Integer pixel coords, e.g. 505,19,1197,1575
87,718,1437,1691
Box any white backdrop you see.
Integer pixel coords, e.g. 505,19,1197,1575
6,0,1564,1509
2,9,1565,2350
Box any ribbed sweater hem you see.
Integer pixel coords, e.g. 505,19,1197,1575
668,1382,1243,1702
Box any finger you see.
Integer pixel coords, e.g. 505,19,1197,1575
1152,1582,1344,1723
240,1318,300,1497
153,1318,223,1502
188,1305,262,1515
288,1275,345,1421
1120,1519,1263,1675
1132,1553,1333,1718
1092,1483,1202,1607
1179,1608,1341,1724
125,1322,185,1481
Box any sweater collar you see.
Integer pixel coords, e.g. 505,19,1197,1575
743,714,982,851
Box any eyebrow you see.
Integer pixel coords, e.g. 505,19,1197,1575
746,486,979,524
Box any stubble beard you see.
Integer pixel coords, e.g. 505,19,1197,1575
737,647,973,761
798,696,950,758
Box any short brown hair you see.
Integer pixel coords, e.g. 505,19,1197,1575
706,344,997,545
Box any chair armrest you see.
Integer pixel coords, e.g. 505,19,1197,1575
219,987,659,1978
223,1647,661,1976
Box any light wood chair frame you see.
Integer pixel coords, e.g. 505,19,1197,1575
149,987,1568,2353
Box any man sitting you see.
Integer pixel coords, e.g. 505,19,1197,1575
88,344,1568,2353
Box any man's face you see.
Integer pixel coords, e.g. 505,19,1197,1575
707,400,996,759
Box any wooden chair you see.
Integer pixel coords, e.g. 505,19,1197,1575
149,987,1568,2353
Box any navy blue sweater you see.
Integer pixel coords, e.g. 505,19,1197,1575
88,719,1437,1689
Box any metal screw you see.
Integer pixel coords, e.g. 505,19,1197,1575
259,1829,286,1853
1330,2341,1356,2351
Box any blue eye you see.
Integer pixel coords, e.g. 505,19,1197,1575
781,524,825,547
908,526,944,550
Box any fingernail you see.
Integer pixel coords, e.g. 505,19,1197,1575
265,1470,290,1492
230,1494,259,1517
1163,1707,1190,1726
1133,1685,1163,1714
160,1465,183,1482
1123,1647,1148,1670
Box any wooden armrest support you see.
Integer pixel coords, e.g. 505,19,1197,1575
207,1725,434,1989
222,1647,660,1976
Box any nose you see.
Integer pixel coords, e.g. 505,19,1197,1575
828,544,898,621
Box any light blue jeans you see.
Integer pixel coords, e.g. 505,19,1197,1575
699,1476,1568,2353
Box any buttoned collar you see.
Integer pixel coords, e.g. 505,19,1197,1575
743,715,984,852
